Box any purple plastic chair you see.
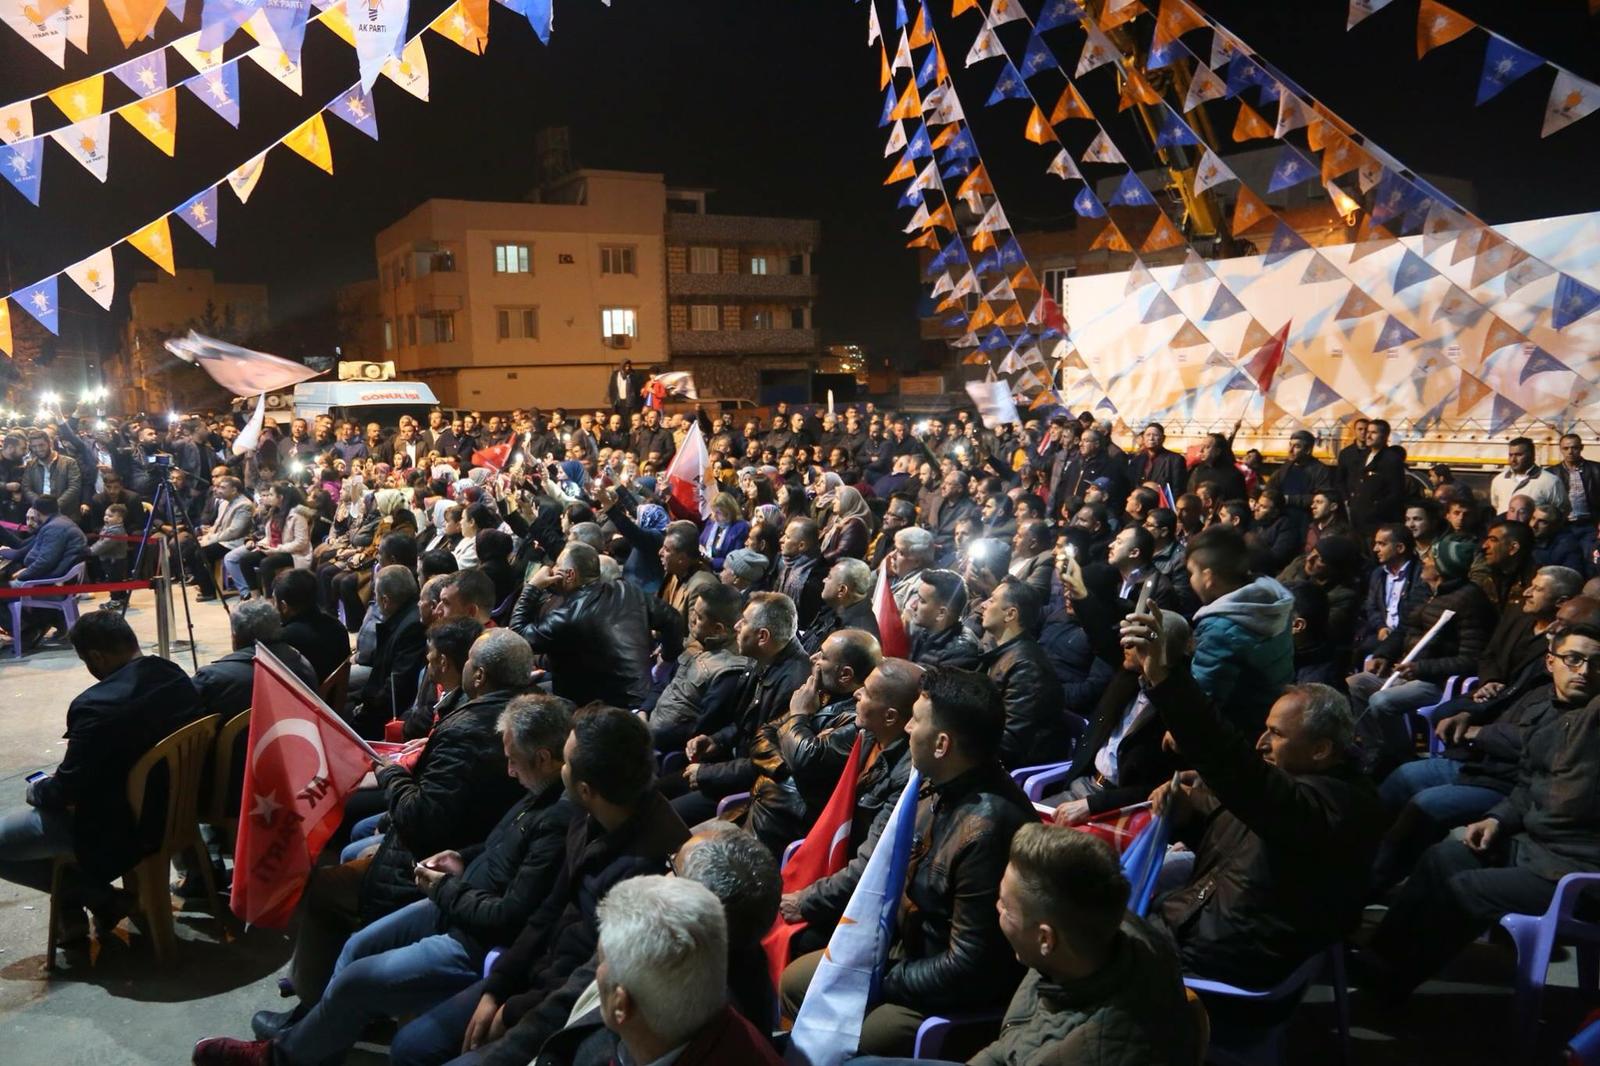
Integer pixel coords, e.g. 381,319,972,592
911,1008,1004,1060
1500,871,1600,1055
1183,946,1349,1066
781,839,802,870
715,791,750,817
1020,761,1077,803
1567,1014,1600,1065
7,562,87,657
1411,675,1476,756
482,947,501,980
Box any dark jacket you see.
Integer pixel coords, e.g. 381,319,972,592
1266,455,1336,512
1052,452,1130,519
1354,557,1431,654
1549,459,1600,518
1149,668,1387,986
280,609,352,686
28,655,205,880
1039,604,1115,718
1475,608,1549,688
1058,671,1183,816
427,781,575,957
982,634,1079,768
1373,576,1494,683
746,695,858,853
647,645,749,752
1347,444,1409,533
22,454,83,515
1185,460,1245,503
910,623,983,670
801,596,880,655
1488,695,1600,881
693,640,813,797
512,578,683,709
3,513,88,581
192,642,318,718
699,518,750,572
1246,513,1302,576
820,514,870,563
1533,531,1586,573
357,600,427,739
970,918,1202,1066
925,493,982,556
774,551,826,630
361,687,528,922
1128,449,1188,500
1452,683,1564,795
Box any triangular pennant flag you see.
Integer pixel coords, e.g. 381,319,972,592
1101,0,1141,29
1118,66,1163,111
0,103,32,145
1505,257,1554,298
1373,313,1419,351
1553,273,1600,330
186,62,242,126
894,0,909,29
330,86,378,139
909,3,933,46
1155,0,1204,40
1519,346,1571,384
1543,69,1600,137
226,149,267,202
880,42,893,90
1023,105,1053,145
1210,28,1241,68
1275,92,1311,138
924,203,955,232
383,37,430,100
1300,252,1343,284
1335,285,1384,323
1417,0,1475,58
1109,170,1155,207
1489,392,1525,434
17,276,61,334
1232,100,1273,141
351,0,409,92
47,74,104,124
1046,149,1081,181
430,0,487,52
1125,260,1156,295
1267,143,1317,192
1320,132,1362,183
1477,34,1543,105
1221,370,1256,394
1142,214,1186,253
1,4,68,66
1175,250,1211,288
1263,219,1311,264
199,0,265,50
117,88,177,155
1019,31,1059,78
1420,203,1467,256
891,30,913,74
986,61,1029,105
1470,234,1528,288
172,30,226,74
1393,248,1439,293
1076,21,1118,77
1303,376,1342,415
965,25,1003,66
1183,61,1228,112
0,299,10,356
283,112,333,173
177,186,219,246
1037,0,1084,32
128,216,177,274
257,0,311,63
49,115,111,182
247,44,304,94
1073,185,1105,217
1238,318,1273,355
997,349,1024,374
317,1,356,44
111,50,168,96
1170,320,1209,348
519,0,552,44
64,247,115,309
1457,368,1493,413
1347,0,1396,30
1082,129,1124,164
1049,82,1093,124
889,81,922,120
0,139,45,205
1230,186,1271,235
1449,226,1486,266
1202,285,1246,320
1192,147,1236,194
1090,222,1132,253
1011,265,1040,291
995,304,1027,328
867,0,880,44
1432,283,1478,325
1153,106,1200,148
1348,220,1397,262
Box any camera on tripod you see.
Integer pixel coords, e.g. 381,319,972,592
144,452,173,468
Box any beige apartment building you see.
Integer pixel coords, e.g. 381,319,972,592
374,169,820,409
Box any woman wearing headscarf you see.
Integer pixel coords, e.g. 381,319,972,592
820,485,872,562
698,492,749,572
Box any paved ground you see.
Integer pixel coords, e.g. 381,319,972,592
0,587,1591,1063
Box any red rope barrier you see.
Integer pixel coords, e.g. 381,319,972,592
0,579,156,598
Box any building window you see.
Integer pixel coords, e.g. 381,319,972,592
788,254,804,275
497,307,539,340
417,249,455,276
494,243,531,274
690,304,719,331
420,312,454,344
383,319,394,351
600,246,636,275
397,257,409,283
1041,267,1076,305
749,256,768,276
750,309,773,330
602,307,637,339
406,314,417,346
688,246,719,274
790,307,806,330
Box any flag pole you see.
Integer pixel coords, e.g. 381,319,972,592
255,644,385,763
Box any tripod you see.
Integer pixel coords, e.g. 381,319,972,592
127,466,203,672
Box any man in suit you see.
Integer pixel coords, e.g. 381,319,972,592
609,359,642,419
186,476,255,602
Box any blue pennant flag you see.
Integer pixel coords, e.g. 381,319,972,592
1373,314,1420,352
1073,186,1105,218
1096,395,1117,413
897,184,925,208
1489,392,1524,435
1153,106,1200,148
1148,36,1185,71
262,0,311,64
1226,55,1268,98
1202,286,1246,321
1267,144,1316,192
895,0,908,29
1014,329,1036,350
1020,32,1059,79
974,247,1002,274
941,313,969,330
999,238,1027,269
1263,219,1311,264
1222,370,1255,394
199,0,265,50
1303,377,1341,415
916,44,941,88
1370,171,1425,227
176,186,220,246
1036,0,1084,32
330,87,379,140
904,123,932,160
0,138,43,206
1520,346,1570,384
937,127,978,162
940,159,973,180
1477,34,1543,106
983,328,1012,351
1257,79,1282,104
1109,170,1155,207
187,62,242,128
1415,394,1451,433
880,85,897,127
942,237,969,267
14,275,60,335
986,62,1029,106
1393,249,1437,294
524,0,553,44
1121,811,1171,917
1553,273,1600,330
112,51,168,96
926,242,950,274
1142,292,1181,323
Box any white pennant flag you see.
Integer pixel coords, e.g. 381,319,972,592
909,161,939,193
891,30,912,72
0,101,33,144
1082,129,1124,164
247,44,304,94
988,0,1026,26
1543,69,1600,139
1184,61,1228,112
1275,91,1310,137
902,202,930,232
884,119,907,156
1077,22,1118,77
353,0,409,94
382,36,429,100
64,247,116,309
927,87,963,123
172,31,227,73
986,276,1017,302
931,272,954,297
49,114,111,181
867,0,880,46
997,349,1024,374
56,1,88,52
1046,148,1081,181
975,201,1009,233
1192,147,1237,193
966,26,1003,66
952,271,979,298
2,3,68,65
227,149,268,202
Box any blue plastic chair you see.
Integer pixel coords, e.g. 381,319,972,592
1183,946,1349,1066
715,791,750,817
7,562,87,657
1021,761,1077,803
1567,1014,1600,1065
1500,871,1600,1056
1008,760,1066,790
659,750,687,778
482,947,501,979
911,1008,1005,1060
1411,674,1476,756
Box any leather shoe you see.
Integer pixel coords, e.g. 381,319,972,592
191,1036,274,1065
251,1004,304,1041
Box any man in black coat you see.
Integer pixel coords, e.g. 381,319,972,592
801,557,880,654
1353,523,1431,660
1551,433,1600,526
1347,419,1410,541
273,569,352,687
1127,423,1188,500
1268,429,1336,515
192,600,318,719
0,612,203,941
908,568,984,669
774,518,826,631
979,577,1078,769
355,565,428,740
608,359,641,419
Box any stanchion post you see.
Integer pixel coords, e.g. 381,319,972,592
154,533,172,661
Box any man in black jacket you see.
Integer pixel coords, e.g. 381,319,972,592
196,693,575,1066
1347,419,1409,541
802,557,880,653
775,518,826,631
1268,429,1336,516
390,705,690,1066
1127,423,1188,501
273,568,351,687
908,568,983,669
0,612,203,943
1122,608,1386,987
192,600,318,718
354,565,428,739
1353,523,1430,659
979,577,1078,768
512,542,683,710
780,666,1036,1056
1552,433,1600,526
281,629,533,1014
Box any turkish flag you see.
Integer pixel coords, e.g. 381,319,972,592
231,646,376,928
1242,319,1292,394
872,564,910,659
761,734,863,989
471,441,512,471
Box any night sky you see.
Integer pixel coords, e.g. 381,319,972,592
1,0,1597,374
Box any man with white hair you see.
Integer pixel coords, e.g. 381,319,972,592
887,525,935,610
596,877,781,1065
802,557,880,654
192,598,318,718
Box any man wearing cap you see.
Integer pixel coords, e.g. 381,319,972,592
720,547,770,600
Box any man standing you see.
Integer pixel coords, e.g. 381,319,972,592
630,407,674,467
609,359,641,419
1128,422,1187,499
21,429,83,520
1185,526,1295,732
1354,523,1429,659
1348,419,1409,541
1491,436,1567,516
1551,433,1600,527
1267,429,1335,514
1335,417,1370,498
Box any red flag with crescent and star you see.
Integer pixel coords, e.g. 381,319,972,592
231,645,378,927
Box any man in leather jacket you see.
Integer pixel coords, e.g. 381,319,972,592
646,583,750,752
908,568,983,669
742,629,881,853
979,577,1079,769
780,666,1036,1057
512,542,684,709
802,557,880,654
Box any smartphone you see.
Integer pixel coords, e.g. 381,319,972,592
26,770,47,783
1134,573,1156,617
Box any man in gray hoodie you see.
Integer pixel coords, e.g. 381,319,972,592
1185,526,1295,732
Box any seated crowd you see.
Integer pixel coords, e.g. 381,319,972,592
2,399,1599,1065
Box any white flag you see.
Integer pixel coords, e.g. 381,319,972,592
883,118,906,156
1192,147,1236,194
227,150,268,202
247,43,304,93
172,30,227,73
165,331,322,395
353,0,409,93
1543,69,1600,139
0,101,33,144
49,115,111,181
1,3,68,66
64,247,115,309
965,25,1002,66
382,36,429,100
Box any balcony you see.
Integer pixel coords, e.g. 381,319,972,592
669,328,819,355
405,271,465,315
668,272,818,299
666,213,820,246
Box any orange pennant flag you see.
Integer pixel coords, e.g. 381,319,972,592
1050,83,1093,125
1417,0,1474,58
880,44,891,90
969,301,997,330
1480,314,1524,365
933,41,949,84
1320,131,1362,183
909,5,933,47
958,164,994,199
906,230,941,250
1023,105,1053,144
963,351,990,366
128,216,176,274
1458,368,1493,414
0,299,11,357
884,152,917,184
930,125,958,150
1011,265,1040,290
1090,222,1132,253
1349,218,1397,262
890,82,922,120
925,203,956,231
1231,187,1271,235
1142,214,1186,252
431,0,489,53
972,230,998,253
995,304,1027,327
48,75,105,124
119,89,177,156
1155,0,1206,44
938,292,965,314
101,0,166,46
1232,101,1273,141
284,112,334,174
462,0,490,41
952,0,980,14
1119,66,1163,111
1101,0,1140,30
1170,320,1209,348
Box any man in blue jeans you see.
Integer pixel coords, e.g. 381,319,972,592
192,693,575,1066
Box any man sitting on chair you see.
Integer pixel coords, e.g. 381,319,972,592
193,600,319,718
0,496,89,646
0,612,203,947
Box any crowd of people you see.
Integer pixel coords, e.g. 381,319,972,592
1,386,1598,1065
